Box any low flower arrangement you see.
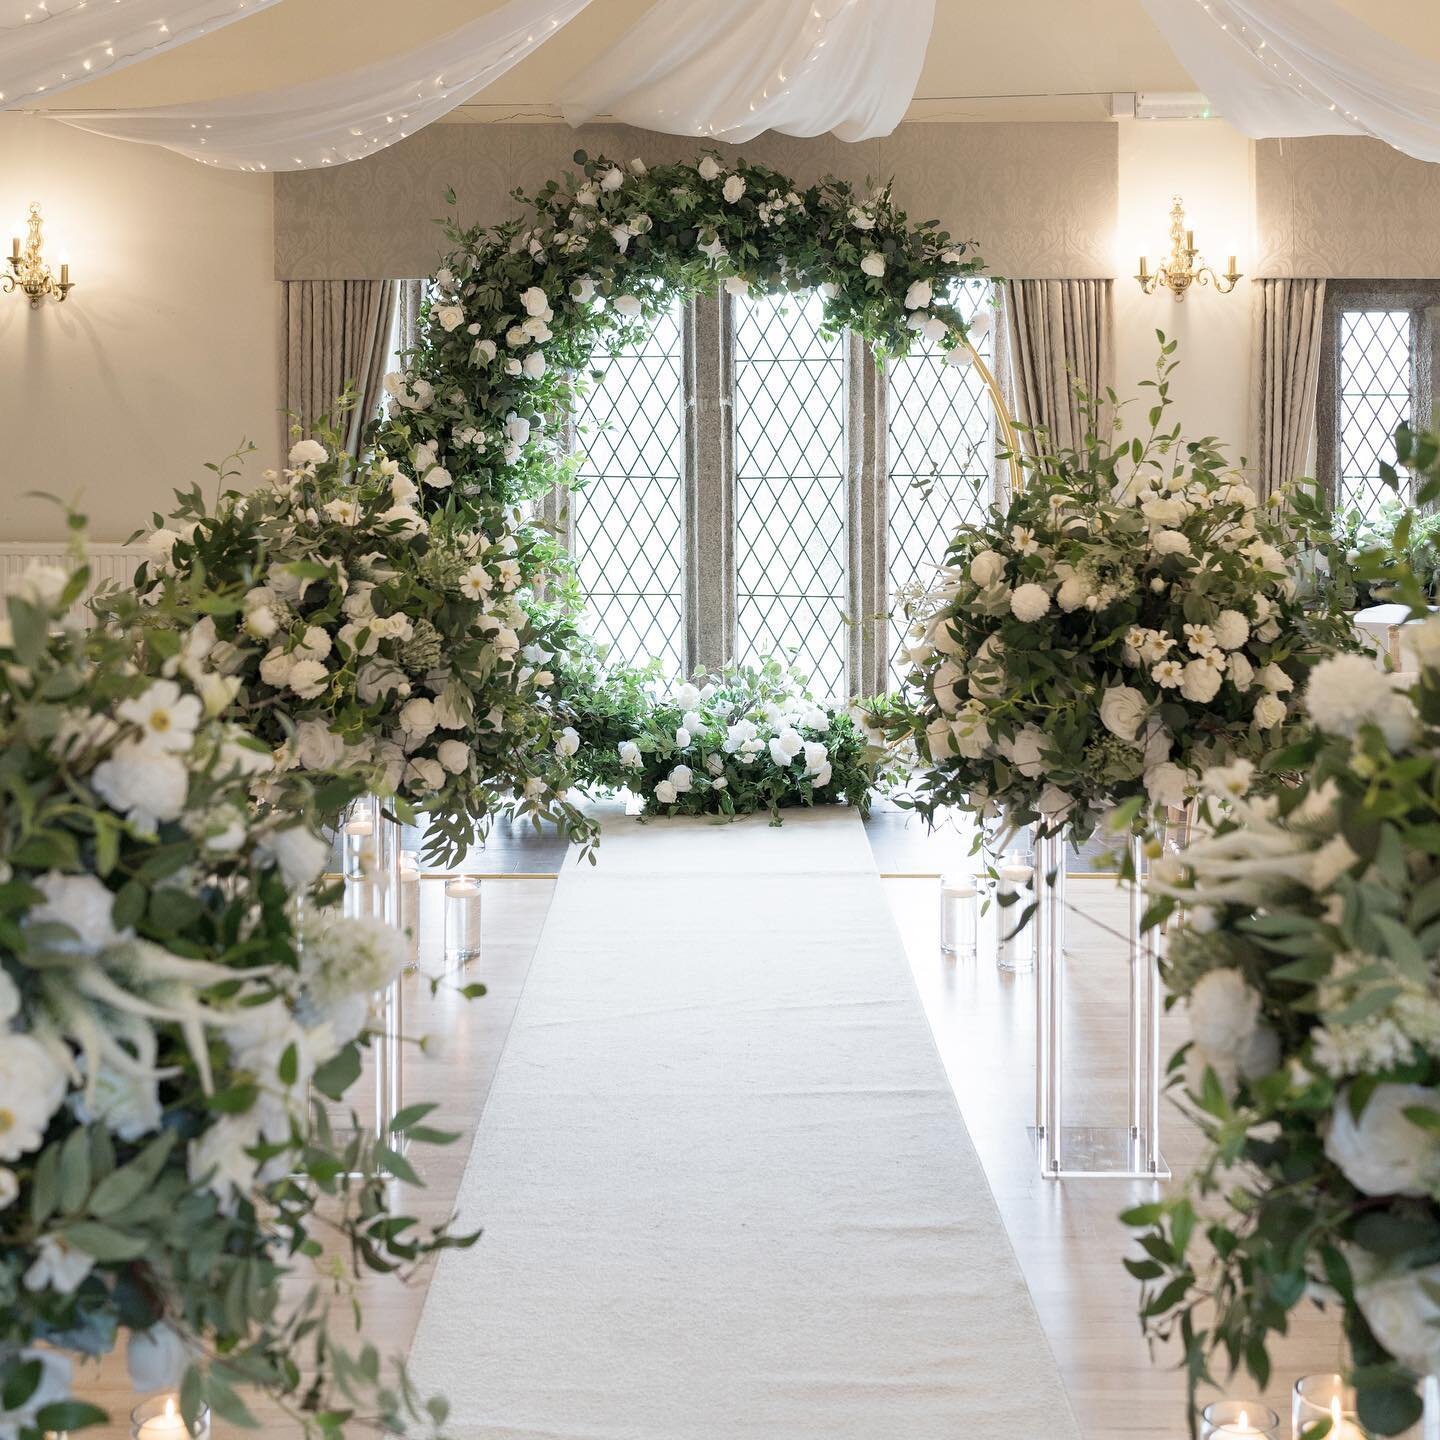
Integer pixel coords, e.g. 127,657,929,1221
0,541,467,1437
570,658,889,822
1125,430,1440,1435
870,358,1355,841
109,433,592,865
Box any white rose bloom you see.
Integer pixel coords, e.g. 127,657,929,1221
1009,582,1051,622
1256,663,1294,693
435,303,465,332
1099,685,1147,743
0,1033,68,1160
405,757,445,792
260,825,329,889
92,742,190,832
1038,784,1073,819
520,285,550,317
127,1324,191,1394
1325,1084,1440,1196
600,165,624,191
860,252,886,278
1228,652,1256,690
73,1061,163,1142
618,740,642,769
969,550,1006,587
399,697,437,738
810,763,833,789
613,294,643,319
654,780,679,804
287,658,330,701
28,870,128,953
288,438,328,467
925,715,958,759
674,726,691,749
1180,659,1223,704
436,739,470,774
803,740,829,774
1140,495,1189,526
244,604,278,639
1356,1263,1440,1374
1143,762,1190,808
931,659,964,715
670,764,693,792
722,174,745,203
293,718,346,771
1151,529,1192,556
1002,725,1047,778
1055,574,1091,612
697,156,723,180
724,275,750,298
1187,968,1261,1056
1252,693,1287,730
556,726,581,758
904,279,933,310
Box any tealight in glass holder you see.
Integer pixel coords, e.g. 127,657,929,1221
995,847,1036,972
1200,1400,1280,1439
444,877,482,967
399,849,421,971
939,873,978,959
1293,1374,1366,1440
130,1395,211,1440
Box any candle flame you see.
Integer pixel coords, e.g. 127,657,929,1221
1240,1412,1248,1430
165,1399,177,1421
1332,1398,1343,1433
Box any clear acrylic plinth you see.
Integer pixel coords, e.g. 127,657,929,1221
1033,827,1169,1181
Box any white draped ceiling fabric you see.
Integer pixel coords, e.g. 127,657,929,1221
1141,0,1440,164
0,0,284,108
24,0,934,169
561,0,936,143
43,0,592,171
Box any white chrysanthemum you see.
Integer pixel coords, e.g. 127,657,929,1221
1144,762,1190,808
1151,529,1191,556
1212,609,1250,650
287,658,330,701
1009,582,1051,622
436,739,470,773
1305,654,1416,749
1324,1083,1440,1196
1187,967,1261,1054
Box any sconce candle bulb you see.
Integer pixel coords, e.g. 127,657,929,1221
1135,194,1240,301
4,202,76,308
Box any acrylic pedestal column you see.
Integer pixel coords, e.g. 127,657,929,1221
1033,829,1169,1180
342,794,405,1146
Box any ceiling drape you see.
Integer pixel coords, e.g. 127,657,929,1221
43,0,594,171
0,0,287,109
1140,0,1440,163
561,0,936,144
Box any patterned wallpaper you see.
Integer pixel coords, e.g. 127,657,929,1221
273,121,1119,281
1255,137,1440,278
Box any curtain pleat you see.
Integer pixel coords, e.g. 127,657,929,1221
281,280,397,458
1000,279,1114,459
1252,277,1326,499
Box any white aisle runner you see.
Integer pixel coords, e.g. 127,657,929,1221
409,809,1079,1438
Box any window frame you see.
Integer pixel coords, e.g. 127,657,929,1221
558,284,1001,699
1316,279,1440,515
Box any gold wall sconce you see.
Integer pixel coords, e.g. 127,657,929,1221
1135,195,1240,300
5,202,75,308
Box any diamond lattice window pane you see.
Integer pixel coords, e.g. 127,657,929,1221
1338,309,1412,523
571,304,686,676
885,279,995,685
733,290,849,698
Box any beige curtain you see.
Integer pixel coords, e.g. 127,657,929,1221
1252,278,1326,499
1000,279,1114,457
282,279,397,457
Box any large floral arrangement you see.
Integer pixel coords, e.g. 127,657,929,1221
871,359,1354,841
1125,430,1440,1436
373,151,986,512
110,434,592,866
0,543,467,1437
571,658,889,822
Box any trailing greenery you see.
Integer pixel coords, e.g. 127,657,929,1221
0,528,471,1439
1124,426,1440,1436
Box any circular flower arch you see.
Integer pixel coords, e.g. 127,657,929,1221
372,148,1002,516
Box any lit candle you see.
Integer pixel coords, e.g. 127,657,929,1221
344,817,374,837
1213,1410,1262,1438
1327,1397,1366,1440
130,1397,208,1440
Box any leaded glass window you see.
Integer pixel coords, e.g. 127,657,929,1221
570,303,687,676
885,279,994,682
733,290,850,698
1337,310,1413,523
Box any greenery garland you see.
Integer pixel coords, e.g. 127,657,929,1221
372,149,987,513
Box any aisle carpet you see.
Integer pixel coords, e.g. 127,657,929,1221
408,809,1079,1438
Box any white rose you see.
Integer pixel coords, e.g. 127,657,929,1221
654,780,678,805
1355,1263,1440,1374
1144,762,1190,808
27,871,128,953
435,303,465,332
556,726,580,758
904,279,933,310
1151,529,1192,556
1252,693,1287,730
722,174,745,203
925,715,958,759
724,275,750,298
969,550,1005,587
1009,582,1051,623
521,285,550,317
91,744,189,832
288,438,328,467
618,740,642,769
613,295,643,319
599,165,624,191
1325,1084,1440,1196
1098,686,1147,743
292,718,346,771
1228,652,1255,690
1187,968,1261,1056
670,764,693,792
860,252,885,278
1180,659,1223,704
1002,725,1047,778
399,697,437,737
260,825,329,889
1140,495,1188,526
127,1324,191,1394
405,757,445,792
436,739,470,773
697,156,722,180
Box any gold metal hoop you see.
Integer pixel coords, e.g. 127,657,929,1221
963,337,1024,496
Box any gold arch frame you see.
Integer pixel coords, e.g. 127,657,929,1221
963,336,1024,496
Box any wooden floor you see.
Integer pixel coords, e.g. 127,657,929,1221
70,817,1347,1439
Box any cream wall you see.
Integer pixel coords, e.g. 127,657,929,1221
0,115,280,542
1112,118,1257,462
